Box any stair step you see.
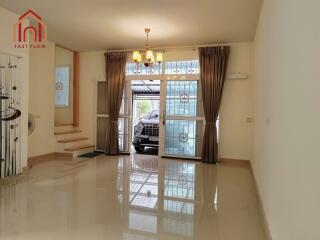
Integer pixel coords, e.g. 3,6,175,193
65,144,94,151
55,130,81,135
55,123,73,126
58,137,88,143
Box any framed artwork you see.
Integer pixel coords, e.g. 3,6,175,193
55,66,70,107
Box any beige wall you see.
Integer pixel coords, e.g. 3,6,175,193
55,46,74,124
28,42,56,157
0,6,29,167
253,0,320,239
79,51,105,144
79,43,254,160
220,42,254,160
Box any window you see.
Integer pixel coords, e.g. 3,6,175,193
126,62,162,76
165,60,199,75
125,60,200,76
165,80,198,116
55,66,70,107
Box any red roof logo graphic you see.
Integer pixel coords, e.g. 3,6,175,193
13,9,47,43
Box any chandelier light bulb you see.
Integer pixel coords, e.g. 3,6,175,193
133,51,141,62
156,52,163,63
137,53,142,63
146,50,153,61
150,55,155,64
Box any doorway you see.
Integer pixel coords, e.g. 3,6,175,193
131,80,160,155
95,60,205,160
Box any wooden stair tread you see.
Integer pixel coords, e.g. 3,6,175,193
54,130,81,135
65,144,94,151
58,137,88,143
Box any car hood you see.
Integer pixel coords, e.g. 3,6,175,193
140,119,159,124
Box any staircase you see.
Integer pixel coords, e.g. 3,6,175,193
54,124,94,158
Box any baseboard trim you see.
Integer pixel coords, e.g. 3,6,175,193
249,161,273,240
27,152,72,168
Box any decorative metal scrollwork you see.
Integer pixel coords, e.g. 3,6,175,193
178,132,189,143
178,175,188,185
179,92,189,103
56,81,63,91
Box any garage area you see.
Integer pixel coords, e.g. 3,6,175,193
131,80,160,155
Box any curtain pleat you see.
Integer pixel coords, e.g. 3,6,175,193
199,46,230,164
104,52,127,155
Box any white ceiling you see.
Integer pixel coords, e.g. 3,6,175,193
0,0,262,51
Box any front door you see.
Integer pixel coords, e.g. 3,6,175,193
160,80,204,159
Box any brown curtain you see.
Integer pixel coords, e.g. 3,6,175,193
199,46,230,164
104,52,127,155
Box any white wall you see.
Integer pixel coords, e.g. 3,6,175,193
0,6,29,167
253,0,320,239
220,42,254,160
55,46,74,124
28,42,56,157
79,43,254,160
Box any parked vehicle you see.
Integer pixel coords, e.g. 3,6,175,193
132,110,159,153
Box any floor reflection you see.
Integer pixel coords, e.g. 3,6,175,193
0,154,265,240
118,155,209,239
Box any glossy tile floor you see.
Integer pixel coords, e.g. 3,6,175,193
0,154,266,240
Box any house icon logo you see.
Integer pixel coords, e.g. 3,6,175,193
13,9,47,48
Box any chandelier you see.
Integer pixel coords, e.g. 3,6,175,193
132,28,163,68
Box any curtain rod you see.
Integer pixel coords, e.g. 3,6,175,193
0,51,23,59
106,42,231,53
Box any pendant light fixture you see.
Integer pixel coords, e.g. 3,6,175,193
132,28,163,68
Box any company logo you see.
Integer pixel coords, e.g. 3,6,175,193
13,9,47,48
